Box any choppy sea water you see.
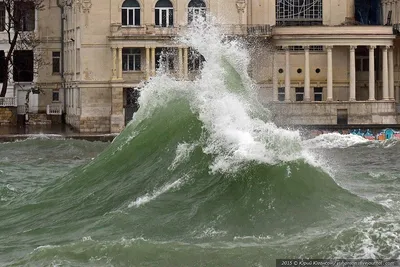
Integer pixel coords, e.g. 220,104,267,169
1,20,400,266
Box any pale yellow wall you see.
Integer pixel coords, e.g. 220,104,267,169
80,87,111,117
326,0,348,25
37,0,62,85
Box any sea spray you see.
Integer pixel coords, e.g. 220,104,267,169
0,18,397,267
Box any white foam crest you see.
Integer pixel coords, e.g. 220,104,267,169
131,18,319,173
168,142,197,171
128,178,185,208
303,133,370,149
333,215,400,259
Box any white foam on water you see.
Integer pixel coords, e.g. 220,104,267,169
332,215,400,259
302,133,370,149
168,142,197,171
133,18,314,174
195,227,227,239
128,178,185,208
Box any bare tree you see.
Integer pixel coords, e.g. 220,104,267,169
0,0,45,97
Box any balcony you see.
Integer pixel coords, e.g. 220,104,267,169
46,104,62,115
219,24,272,36
110,23,272,39
0,97,17,107
110,24,180,39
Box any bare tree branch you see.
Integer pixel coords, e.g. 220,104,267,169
0,0,45,97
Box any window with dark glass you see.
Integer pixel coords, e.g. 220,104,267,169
52,90,60,102
0,50,5,83
0,3,5,31
278,87,285,101
52,51,61,74
314,87,323,101
295,87,304,101
155,0,173,27
188,0,206,24
122,48,141,71
14,1,35,31
13,50,33,82
122,0,140,26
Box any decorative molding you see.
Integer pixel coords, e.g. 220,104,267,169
236,0,246,13
76,0,92,26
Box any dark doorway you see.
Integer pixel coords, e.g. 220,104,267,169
124,87,140,125
337,109,348,125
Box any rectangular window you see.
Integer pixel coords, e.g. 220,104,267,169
52,90,60,102
0,3,5,31
52,51,61,74
135,9,140,25
278,87,285,101
14,1,35,31
295,87,304,101
122,9,128,25
122,48,141,71
0,50,5,83
314,87,323,101
13,50,33,82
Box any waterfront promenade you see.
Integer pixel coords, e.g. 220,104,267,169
0,125,118,143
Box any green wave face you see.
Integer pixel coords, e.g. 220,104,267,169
1,20,390,266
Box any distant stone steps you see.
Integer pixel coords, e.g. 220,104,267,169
26,113,52,125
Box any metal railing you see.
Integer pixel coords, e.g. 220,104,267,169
110,23,272,37
46,104,62,115
0,97,16,107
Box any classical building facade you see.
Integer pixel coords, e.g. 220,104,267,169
33,0,400,132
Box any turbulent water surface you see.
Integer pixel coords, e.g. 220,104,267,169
1,21,400,266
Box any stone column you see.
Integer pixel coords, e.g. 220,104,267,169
118,47,123,79
304,46,310,101
349,45,356,101
112,47,117,80
145,47,150,80
389,46,395,100
326,46,333,101
284,46,290,102
151,47,156,76
272,52,278,101
179,47,183,79
382,46,389,100
368,45,376,101
183,47,189,79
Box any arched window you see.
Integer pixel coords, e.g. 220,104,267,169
155,0,173,27
275,0,322,26
188,0,206,24
122,0,140,26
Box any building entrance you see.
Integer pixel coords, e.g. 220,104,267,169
124,88,140,125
